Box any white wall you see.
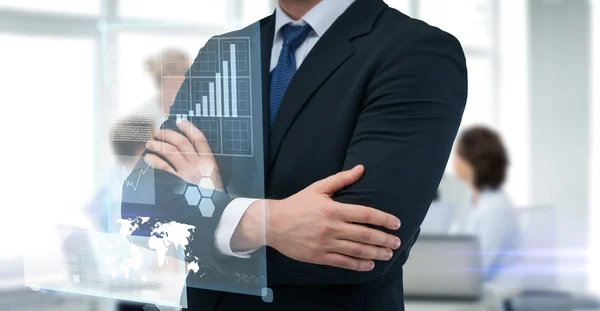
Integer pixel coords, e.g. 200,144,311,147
589,0,600,296
528,0,591,292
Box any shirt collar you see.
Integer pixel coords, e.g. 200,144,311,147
274,0,355,40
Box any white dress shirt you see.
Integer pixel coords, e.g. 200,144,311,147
456,189,522,281
213,0,356,258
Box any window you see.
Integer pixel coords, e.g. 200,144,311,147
462,57,495,128
0,0,101,15
116,33,209,116
0,0,275,264
412,0,498,177
385,0,412,15
416,0,497,129
443,57,495,175
242,0,275,26
496,0,530,205
0,34,95,258
119,0,228,24
419,0,493,49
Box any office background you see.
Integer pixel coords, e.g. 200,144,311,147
0,0,598,309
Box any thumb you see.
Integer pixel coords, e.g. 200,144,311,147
308,165,364,195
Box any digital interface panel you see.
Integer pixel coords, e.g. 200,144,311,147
167,37,254,157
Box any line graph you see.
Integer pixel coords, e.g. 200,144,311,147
121,161,155,206
124,162,152,191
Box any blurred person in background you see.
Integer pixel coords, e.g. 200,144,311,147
452,126,522,282
140,48,191,131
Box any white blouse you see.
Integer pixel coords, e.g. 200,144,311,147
456,189,523,281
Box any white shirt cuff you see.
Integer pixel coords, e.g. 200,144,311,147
214,197,260,258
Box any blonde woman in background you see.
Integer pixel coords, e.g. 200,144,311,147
108,48,191,180
141,48,191,132
89,49,191,232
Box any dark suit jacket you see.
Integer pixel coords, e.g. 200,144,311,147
121,0,467,310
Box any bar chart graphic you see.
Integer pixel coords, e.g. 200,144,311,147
165,37,254,157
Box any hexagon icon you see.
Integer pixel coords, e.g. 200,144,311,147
184,186,201,206
199,162,214,177
199,199,216,218
198,178,215,197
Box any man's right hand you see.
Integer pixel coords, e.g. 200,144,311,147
232,165,402,272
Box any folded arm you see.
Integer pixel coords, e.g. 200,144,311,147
262,29,468,285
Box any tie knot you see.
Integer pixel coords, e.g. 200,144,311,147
281,24,312,49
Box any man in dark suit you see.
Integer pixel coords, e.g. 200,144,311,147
121,0,467,310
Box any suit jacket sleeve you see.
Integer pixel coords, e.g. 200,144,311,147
266,29,468,286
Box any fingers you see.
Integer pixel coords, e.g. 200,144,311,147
154,129,202,166
329,240,394,261
339,223,401,250
154,129,196,155
322,253,374,272
144,154,176,175
338,203,401,231
308,165,364,195
176,120,212,155
145,140,189,170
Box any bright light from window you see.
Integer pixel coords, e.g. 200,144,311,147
385,0,412,16
116,33,208,117
0,34,95,258
0,0,100,15
241,0,275,26
462,56,495,128
419,0,493,49
119,0,228,24
497,0,530,206
443,56,494,174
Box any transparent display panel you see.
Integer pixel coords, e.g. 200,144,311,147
115,33,208,117
23,229,189,308
118,23,267,297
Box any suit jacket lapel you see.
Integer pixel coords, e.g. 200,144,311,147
266,0,387,172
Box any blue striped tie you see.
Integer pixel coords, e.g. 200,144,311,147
269,24,312,127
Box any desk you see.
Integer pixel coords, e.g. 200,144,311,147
0,257,111,311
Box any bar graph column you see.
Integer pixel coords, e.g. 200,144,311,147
209,82,216,117
230,44,238,118
202,96,208,117
223,61,230,117
216,73,222,117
